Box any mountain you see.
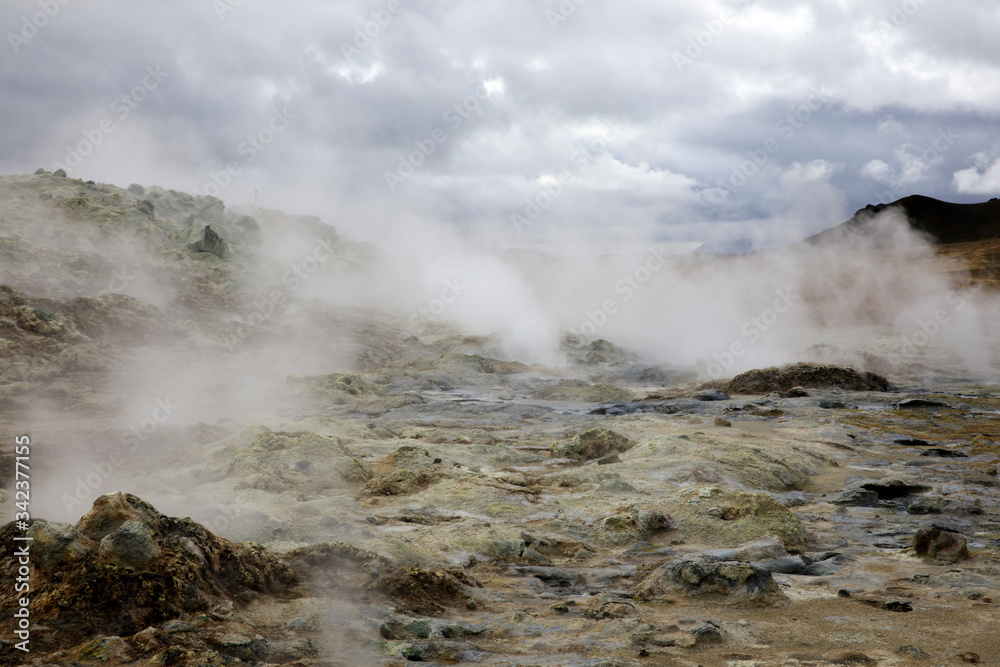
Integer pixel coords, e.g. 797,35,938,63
806,195,1000,246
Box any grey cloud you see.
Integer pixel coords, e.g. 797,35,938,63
2,0,999,248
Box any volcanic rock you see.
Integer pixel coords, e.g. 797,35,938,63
914,526,970,563
551,427,634,461
637,555,786,605
725,363,890,394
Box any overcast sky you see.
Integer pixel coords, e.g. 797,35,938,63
3,0,1000,249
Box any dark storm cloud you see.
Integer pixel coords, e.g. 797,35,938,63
2,0,999,247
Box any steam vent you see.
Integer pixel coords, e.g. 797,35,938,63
1,171,999,664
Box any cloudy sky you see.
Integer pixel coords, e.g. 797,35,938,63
3,0,1000,250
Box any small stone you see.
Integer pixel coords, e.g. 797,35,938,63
551,427,634,461
714,418,732,427
838,589,851,598
785,386,810,397
162,620,194,633
692,389,730,401
77,636,130,663
405,620,432,639
913,526,969,562
959,652,981,664
54,168,67,177
188,225,228,258
691,621,724,645
286,617,315,632
896,645,930,659
550,603,569,613
401,645,424,661
899,398,949,409
132,627,161,652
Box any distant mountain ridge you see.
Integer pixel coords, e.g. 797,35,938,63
806,195,1000,246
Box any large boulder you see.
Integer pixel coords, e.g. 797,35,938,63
724,363,890,394
637,555,786,605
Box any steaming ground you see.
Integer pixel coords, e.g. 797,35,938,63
2,170,1000,665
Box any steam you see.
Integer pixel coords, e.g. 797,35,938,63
2,174,998,575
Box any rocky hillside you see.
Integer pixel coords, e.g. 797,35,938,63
2,173,1000,665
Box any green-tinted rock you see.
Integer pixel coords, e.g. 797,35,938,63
551,427,634,461
98,521,160,569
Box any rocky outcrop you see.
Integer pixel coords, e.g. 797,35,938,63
725,363,890,394
1,493,296,652
637,555,786,605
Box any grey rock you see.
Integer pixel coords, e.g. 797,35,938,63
638,555,785,604
290,458,312,471
896,645,931,660
27,521,95,572
188,224,228,258
136,200,154,218
692,389,730,401
162,620,194,633
899,398,949,409
774,491,809,507
98,521,160,569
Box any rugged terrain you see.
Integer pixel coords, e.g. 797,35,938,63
2,172,1000,666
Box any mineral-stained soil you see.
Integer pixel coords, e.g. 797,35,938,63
2,173,1000,666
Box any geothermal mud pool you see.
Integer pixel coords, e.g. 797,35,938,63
2,171,1000,666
